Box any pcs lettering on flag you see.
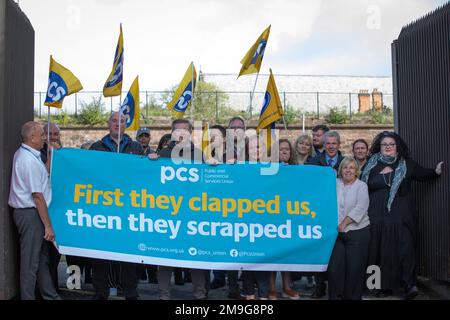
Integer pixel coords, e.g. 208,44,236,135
44,55,83,109
120,76,140,131
167,62,197,118
103,24,124,97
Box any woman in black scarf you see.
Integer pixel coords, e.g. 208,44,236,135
361,132,443,299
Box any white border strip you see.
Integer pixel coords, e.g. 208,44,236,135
59,246,328,272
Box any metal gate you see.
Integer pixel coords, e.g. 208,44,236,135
392,3,450,282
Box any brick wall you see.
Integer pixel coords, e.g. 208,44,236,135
372,89,383,112
358,90,371,113
59,124,393,156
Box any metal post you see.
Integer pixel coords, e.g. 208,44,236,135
146,91,149,119
249,72,260,119
249,92,253,118
215,91,219,121
75,93,78,117
316,92,320,118
39,92,42,118
349,93,352,119
283,92,286,110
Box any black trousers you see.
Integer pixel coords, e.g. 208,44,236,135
327,227,370,300
92,258,138,299
314,272,327,290
212,270,239,290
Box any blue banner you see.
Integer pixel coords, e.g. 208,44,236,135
49,149,338,272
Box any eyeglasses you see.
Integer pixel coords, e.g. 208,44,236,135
381,143,396,148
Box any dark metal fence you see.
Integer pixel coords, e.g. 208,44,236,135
392,3,450,282
33,90,394,121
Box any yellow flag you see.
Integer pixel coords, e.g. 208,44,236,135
202,122,216,161
238,25,271,78
103,24,124,97
257,69,284,131
167,62,197,118
120,76,140,131
44,56,83,109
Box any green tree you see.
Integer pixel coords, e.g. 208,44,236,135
77,96,108,125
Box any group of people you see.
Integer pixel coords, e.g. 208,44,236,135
8,113,443,300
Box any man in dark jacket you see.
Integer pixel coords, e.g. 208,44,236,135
307,130,344,299
90,112,143,155
157,119,202,163
312,124,330,156
136,127,156,156
154,119,207,300
89,112,143,300
308,130,344,171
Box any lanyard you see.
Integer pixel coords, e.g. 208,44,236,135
21,145,50,176
20,145,41,160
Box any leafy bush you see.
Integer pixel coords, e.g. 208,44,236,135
77,96,108,125
325,106,350,124
279,105,298,125
368,107,393,124
55,110,77,126
142,96,172,118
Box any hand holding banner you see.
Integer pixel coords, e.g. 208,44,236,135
50,149,338,272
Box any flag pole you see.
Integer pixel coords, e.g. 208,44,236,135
281,115,288,132
249,71,260,118
117,92,122,153
47,106,51,162
191,62,195,122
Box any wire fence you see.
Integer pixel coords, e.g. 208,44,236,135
34,90,394,121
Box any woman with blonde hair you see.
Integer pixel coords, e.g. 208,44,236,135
294,134,314,164
328,156,371,300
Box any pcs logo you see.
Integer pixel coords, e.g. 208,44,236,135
161,166,200,184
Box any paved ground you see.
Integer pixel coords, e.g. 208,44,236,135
57,261,448,300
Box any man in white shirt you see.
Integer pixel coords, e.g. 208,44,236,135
8,121,60,300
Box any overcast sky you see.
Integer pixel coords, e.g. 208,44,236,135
18,0,448,92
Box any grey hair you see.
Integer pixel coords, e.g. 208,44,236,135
108,111,125,123
21,121,41,142
43,122,60,133
324,130,341,144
